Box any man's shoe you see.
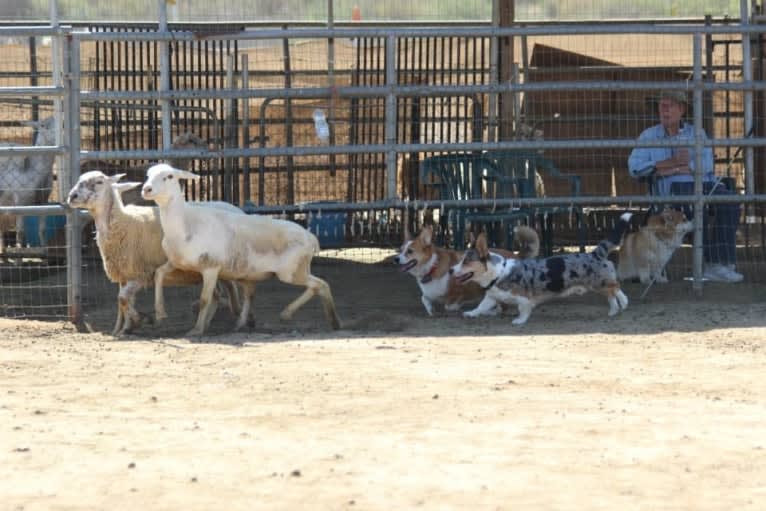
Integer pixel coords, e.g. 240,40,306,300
703,264,743,283
721,264,744,282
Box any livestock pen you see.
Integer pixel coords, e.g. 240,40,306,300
2,2,766,510
3,3,766,328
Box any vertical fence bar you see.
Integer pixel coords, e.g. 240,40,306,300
385,35,397,199
375,37,385,200
50,0,77,323
692,33,705,293
159,0,172,151
741,0,756,237
65,35,83,326
347,38,360,204
327,0,337,176
50,0,63,193
282,28,295,206
30,37,39,124
241,54,250,207
488,0,499,143
224,53,235,203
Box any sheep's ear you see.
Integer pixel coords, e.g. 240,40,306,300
20,116,54,128
20,119,41,129
108,173,127,183
112,182,142,194
174,169,200,181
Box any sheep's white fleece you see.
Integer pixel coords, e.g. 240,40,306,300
141,163,340,335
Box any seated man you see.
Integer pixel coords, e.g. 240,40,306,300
627,90,743,283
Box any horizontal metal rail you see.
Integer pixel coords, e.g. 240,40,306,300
0,204,68,216
0,145,66,157
0,26,68,37
78,80,766,102
80,135,766,161
0,86,66,98
71,23,766,42
241,193,766,215
0,18,742,29
4,193,761,218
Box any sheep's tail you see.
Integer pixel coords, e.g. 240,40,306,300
592,212,632,259
308,231,321,254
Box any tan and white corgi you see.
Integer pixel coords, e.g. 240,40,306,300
451,213,633,325
394,224,539,315
617,208,693,284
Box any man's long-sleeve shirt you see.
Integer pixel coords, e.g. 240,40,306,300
627,122,715,196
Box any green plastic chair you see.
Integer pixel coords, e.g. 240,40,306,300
420,153,544,250
484,150,586,255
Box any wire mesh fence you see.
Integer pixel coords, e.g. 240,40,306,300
1,9,766,329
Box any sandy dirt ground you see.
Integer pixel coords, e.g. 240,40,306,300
2,253,766,510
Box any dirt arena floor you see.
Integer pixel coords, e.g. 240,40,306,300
2,250,766,510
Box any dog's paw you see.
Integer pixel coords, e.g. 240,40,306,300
463,310,480,318
511,316,529,325
444,303,462,312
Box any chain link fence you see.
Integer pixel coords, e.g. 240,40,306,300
1,1,766,329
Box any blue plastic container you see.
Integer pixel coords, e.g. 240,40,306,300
306,202,346,248
22,214,67,247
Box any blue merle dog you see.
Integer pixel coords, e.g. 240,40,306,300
450,212,633,324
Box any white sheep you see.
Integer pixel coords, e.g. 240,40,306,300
67,170,243,335
0,116,57,251
141,163,341,336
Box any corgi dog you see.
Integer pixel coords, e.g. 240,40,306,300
617,208,693,284
451,212,633,325
394,224,540,315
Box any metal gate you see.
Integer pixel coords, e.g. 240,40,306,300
350,34,490,203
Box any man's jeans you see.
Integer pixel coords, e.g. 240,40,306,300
668,180,740,266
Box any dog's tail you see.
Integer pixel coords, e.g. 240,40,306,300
591,212,632,259
513,225,540,259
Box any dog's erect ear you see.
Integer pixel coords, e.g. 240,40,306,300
420,224,433,245
475,232,489,259
467,231,477,247
403,225,412,242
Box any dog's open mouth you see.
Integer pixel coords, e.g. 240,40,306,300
454,272,474,284
399,260,417,273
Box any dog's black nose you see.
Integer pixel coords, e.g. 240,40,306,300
448,268,454,274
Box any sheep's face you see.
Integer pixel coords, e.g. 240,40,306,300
67,170,118,209
34,116,57,146
142,163,199,205
19,116,56,146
